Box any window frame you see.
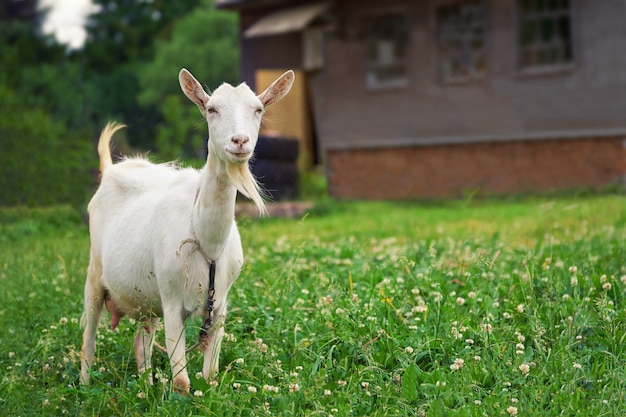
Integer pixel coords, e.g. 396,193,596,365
436,0,489,85
357,9,410,90
516,0,577,75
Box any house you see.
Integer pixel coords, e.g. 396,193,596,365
218,0,626,199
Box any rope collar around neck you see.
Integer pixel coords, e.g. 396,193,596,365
176,234,217,347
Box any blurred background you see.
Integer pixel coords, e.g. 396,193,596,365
1,0,625,208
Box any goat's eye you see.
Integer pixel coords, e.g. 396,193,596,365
207,106,218,115
255,108,263,115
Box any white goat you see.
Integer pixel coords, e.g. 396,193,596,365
80,69,294,392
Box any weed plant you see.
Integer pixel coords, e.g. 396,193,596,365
0,196,625,416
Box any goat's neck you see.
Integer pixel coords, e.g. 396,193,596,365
192,152,237,260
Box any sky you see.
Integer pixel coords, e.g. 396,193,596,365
38,0,98,49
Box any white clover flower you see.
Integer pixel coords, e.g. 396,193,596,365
569,266,578,274
194,390,204,397
59,317,68,325
289,383,300,393
602,282,612,291
507,406,518,416
468,291,476,299
337,380,347,387
516,304,525,313
136,391,147,399
405,346,414,354
247,386,257,393
413,304,428,314
232,383,241,390
519,363,530,374
570,276,578,286
324,389,332,396
456,297,465,306
450,358,464,371
235,358,244,365
573,363,582,369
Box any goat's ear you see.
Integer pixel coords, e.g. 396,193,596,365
179,68,210,112
257,70,295,108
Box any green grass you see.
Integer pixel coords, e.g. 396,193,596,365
1,195,625,416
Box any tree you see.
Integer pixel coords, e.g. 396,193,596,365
137,2,239,159
79,0,205,148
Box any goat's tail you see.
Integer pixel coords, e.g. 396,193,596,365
98,122,126,173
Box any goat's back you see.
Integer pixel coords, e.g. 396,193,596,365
88,158,200,253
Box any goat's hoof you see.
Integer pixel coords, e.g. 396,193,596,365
172,376,190,394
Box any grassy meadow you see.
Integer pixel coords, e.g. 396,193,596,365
1,195,625,416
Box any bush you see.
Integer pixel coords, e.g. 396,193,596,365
0,85,95,207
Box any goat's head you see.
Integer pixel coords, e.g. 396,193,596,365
178,69,294,213
179,69,294,165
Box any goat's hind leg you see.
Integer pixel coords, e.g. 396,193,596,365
80,257,105,385
134,317,159,384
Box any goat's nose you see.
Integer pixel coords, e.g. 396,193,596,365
231,135,250,146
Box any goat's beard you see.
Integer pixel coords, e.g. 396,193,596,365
226,161,267,216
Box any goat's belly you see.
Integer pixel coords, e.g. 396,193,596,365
107,288,163,319
102,269,163,319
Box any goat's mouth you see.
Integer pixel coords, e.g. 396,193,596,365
227,150,252,161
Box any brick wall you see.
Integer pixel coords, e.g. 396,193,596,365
327,137,626,200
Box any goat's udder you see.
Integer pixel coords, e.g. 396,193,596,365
104,291,125,330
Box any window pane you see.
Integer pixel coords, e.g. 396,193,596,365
361,13,408,88
518,0,572,69
438,1,488,82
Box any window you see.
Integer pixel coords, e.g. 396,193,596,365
438,2,488,83
518,0,573,70
360,13,408,89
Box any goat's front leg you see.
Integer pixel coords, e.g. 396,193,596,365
134,317,159,384
163,306,190,393
202,302,226,380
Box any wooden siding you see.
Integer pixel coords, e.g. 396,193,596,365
309,0,626,152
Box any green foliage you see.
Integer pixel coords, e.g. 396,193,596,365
138,2,239,158
138,3,239,107
154,95,206,160
1,197,625,415
83,0,204,72
0,0,240,206
0,85,95,207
